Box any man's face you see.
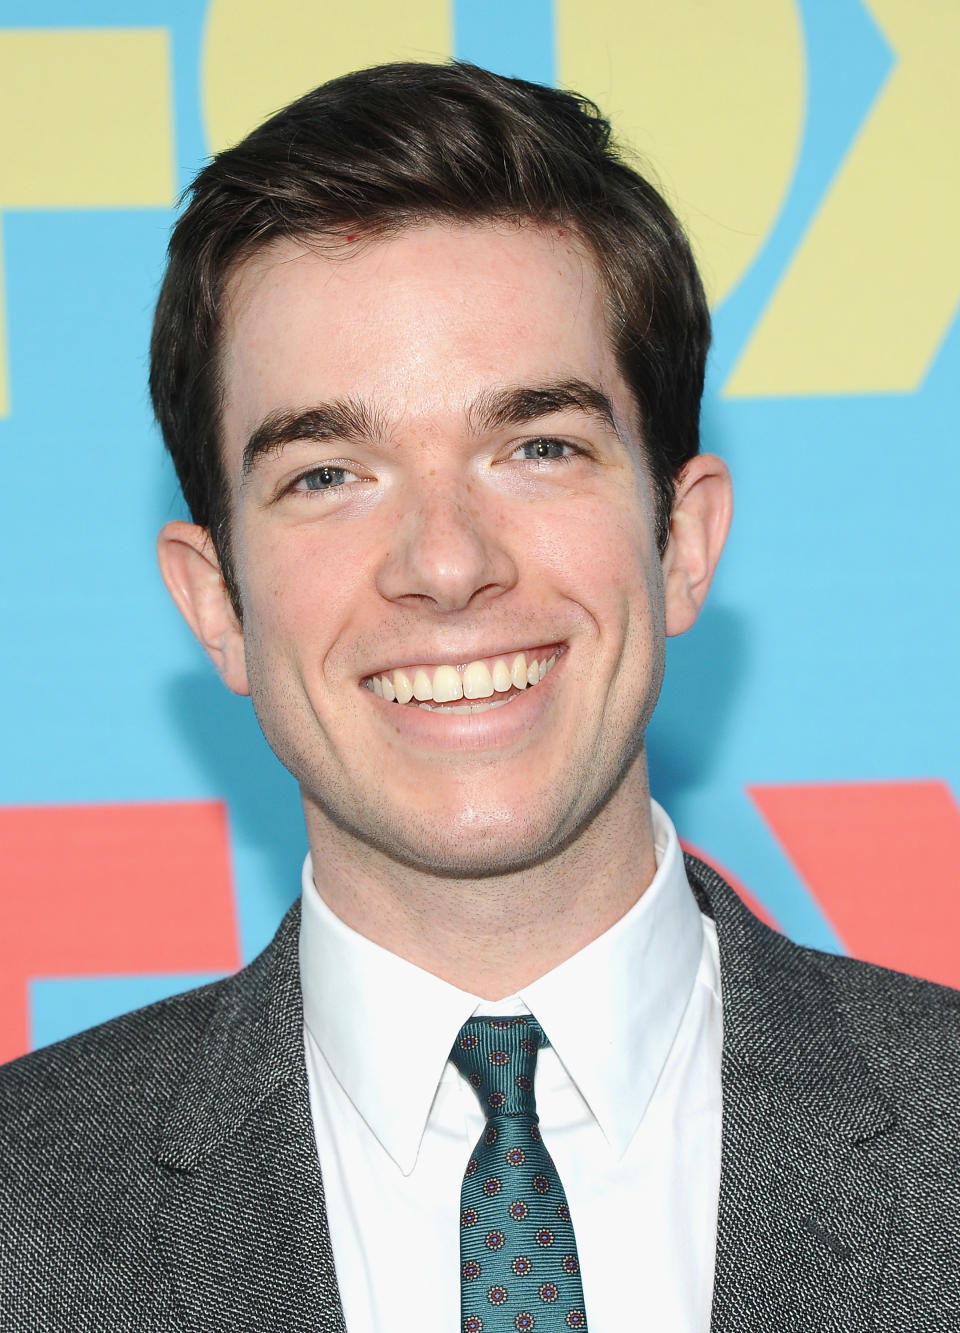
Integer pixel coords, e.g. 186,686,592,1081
217,222,668,876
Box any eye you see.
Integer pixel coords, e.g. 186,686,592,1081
292,464,363,493
511,437,583,464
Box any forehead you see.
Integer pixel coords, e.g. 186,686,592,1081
219,221,625,453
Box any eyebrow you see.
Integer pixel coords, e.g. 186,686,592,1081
241,377,621,479
241,399,385,478
467,379,621,437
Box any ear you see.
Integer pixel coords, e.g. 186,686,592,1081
157,521,250,696
661,454,733,637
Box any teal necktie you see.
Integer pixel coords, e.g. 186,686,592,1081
450,1017,589,1332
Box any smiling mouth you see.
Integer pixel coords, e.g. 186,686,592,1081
362,646,563,713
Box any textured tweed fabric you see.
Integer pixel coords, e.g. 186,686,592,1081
1,856,959,1331
451,1017,588,1332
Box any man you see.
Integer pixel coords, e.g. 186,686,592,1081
1,61,957,1332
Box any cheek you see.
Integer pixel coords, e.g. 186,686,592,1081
531,495,657,610
235,521,371,664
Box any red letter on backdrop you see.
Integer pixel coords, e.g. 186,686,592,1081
0,801,241,1063
679,839,782,932
750,779,960,989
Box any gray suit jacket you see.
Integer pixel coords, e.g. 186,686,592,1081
2,856,959,1330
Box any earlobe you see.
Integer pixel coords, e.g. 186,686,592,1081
156,521,250,696
661,454,733,637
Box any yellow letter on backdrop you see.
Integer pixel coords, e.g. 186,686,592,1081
0,28,174,417
203,0,451,154
556,0,806,309
728,1,960,397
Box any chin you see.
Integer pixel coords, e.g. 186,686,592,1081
330,793,576,881
379,832,560,881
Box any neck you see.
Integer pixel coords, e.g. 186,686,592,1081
302,769,658,999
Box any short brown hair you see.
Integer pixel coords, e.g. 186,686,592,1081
150,61,710,611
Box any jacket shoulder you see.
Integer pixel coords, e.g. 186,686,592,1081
813,942,960,1013
0,899,301,1155
0,975,232,1325
0,973,228,1154
0,903,302,1327
685,850,960,1104
805,945,960,1095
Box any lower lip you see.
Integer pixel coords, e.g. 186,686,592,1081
364,654,564,750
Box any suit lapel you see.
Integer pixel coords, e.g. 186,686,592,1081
152,902,346,1333
685,855,898,1333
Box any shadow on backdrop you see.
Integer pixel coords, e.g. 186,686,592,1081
647,391,748,807
164,667,305,923
647,601,748,809
152,452,307,924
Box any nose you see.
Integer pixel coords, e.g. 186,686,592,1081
376,476,519,613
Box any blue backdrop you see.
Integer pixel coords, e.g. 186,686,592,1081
1,0,957,1058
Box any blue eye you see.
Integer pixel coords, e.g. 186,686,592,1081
304,466,350,490
293,465,363,494
523,439,563,460
516,438,579,462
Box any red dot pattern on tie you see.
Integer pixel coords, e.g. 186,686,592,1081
450,1017,589,1333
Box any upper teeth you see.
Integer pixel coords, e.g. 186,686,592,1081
365,650,559,704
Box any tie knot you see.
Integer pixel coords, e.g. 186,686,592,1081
449,1016,547,1119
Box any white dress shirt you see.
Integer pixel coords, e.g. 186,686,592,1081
299,801,722,1332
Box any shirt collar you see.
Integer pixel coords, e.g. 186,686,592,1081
299,873,479,1175
299,800,703,1172
517,802,703,1154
